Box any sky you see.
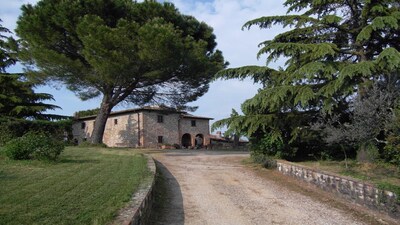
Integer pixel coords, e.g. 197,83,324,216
0,0,287,132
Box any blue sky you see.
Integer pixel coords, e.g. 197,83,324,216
0,0,286,131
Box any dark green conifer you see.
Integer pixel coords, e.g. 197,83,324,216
214,0,400,158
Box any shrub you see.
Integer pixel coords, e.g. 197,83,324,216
251,133,283,157
384,135,400,167
357,142,380,163
250,151,277,169
4,132,64,161
0,118,72,146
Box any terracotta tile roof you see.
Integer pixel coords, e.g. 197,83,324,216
74,106,212,121
181,114,213,120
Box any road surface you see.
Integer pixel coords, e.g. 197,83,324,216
149,150,393,225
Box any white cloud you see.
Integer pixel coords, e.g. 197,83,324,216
0,0,287,125
169,0,287,67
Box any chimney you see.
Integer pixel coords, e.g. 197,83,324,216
216,131,222,138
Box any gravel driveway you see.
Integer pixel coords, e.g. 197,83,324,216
149,150,393,225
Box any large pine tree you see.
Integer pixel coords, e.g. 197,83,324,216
213,0,400,158
16,0,226,144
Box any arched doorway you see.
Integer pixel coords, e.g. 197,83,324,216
195,134,204,148
181,133,191,148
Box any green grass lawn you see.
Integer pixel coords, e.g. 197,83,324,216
0,147,151,225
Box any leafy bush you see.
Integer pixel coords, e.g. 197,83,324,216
357,142,380,163
0,128,14,147
250,133,297,159
384,135,400,167
73,108,100,118
0,118,72,146
4,132,64,161
250,151,277,169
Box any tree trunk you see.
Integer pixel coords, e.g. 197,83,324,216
233,134,239,147
91,95,113,144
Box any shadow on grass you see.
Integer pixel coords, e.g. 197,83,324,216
0,170,16,180
149,160,184,225
59,159,100,164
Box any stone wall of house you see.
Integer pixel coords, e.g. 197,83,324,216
72,118,96,143
103,113,141,147
72,113,142,147
277,161,400,218
72,110,212,148
142,111,180,148
180,118,210,146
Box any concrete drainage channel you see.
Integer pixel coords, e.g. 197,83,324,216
113,155,157,225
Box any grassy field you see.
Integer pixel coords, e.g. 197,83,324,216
0,147,151,225
297,160,400,196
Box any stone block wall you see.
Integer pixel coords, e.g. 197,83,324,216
72,118,95,143
103,114,141,147
71,109,212,148
180,118,210,146
72,113,141,147
277,161,400,218
142,111,180,148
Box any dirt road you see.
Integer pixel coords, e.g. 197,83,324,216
149,151,392,225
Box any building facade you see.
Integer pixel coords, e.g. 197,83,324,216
72,107,212,148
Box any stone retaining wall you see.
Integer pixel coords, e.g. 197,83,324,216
113,155,157,225
277,161,399,219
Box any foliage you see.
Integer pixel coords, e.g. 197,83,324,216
213,0,400,160
250,151,278,169
0,118,72,146
384,108,400,166
384,136,400,167
356,142,380,163
0,147,150,225
4,132,64,161
73,108,100,118
0,74,64,120
250,133,285,158
0,20,62,120
312,81,400,163
317,82,398,142
0,21,17,73
16,0,226,143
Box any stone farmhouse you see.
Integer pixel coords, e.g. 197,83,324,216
72,106,213,148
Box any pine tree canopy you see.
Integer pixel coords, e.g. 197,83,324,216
213,0,400,155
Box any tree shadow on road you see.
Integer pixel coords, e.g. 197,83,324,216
149,160,184,225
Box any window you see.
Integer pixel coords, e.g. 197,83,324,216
157,115,163,123
191,120,196,127
114,119,118,125
158,136,163,144
81,122,85,129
